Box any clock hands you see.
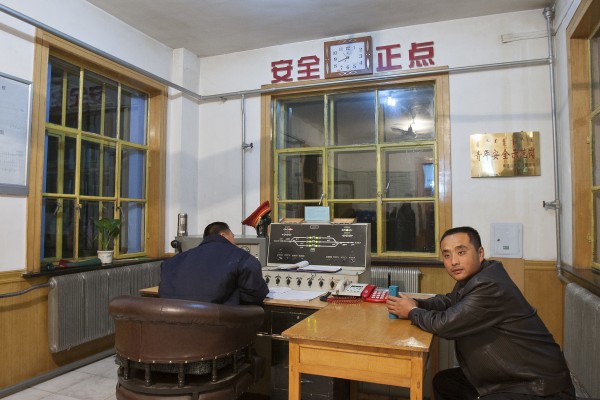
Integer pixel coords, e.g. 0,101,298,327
338,51,350,62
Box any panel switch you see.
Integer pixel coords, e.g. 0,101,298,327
490,223,522,258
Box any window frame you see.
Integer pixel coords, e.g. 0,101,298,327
260,73,452,260
26,30,167,272
568,0,600,269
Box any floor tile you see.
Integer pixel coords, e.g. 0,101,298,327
53,375,116,400
77,356,118,379
2,388,51,400
32,371,91,394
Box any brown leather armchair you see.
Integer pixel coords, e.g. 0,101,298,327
109,295,266,400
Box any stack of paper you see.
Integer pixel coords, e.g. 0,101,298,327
276,260,309,270
267,287,327,301
297,264,341,273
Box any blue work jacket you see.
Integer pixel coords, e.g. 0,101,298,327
159,234,268,305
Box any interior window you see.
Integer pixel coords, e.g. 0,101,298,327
41,56,149,263
271,77,448,258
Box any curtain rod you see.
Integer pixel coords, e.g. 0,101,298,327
1,4,550,103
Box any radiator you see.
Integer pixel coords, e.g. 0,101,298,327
564,282,600,398
369,266,421,293
48,261,162,353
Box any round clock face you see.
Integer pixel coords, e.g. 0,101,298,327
330,42,366,73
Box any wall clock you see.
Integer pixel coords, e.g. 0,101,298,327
324,36,373,79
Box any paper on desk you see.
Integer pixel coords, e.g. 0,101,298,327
297,264,341,273
276,260,309,270
267,287,327,301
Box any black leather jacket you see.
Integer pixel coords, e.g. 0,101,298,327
409,260,573,396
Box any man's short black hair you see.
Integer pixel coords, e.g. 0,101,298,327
440,226,482,249
203,222,231,237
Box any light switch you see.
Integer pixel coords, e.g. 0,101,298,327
490,223,522,258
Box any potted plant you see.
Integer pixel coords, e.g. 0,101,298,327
94,217,121,264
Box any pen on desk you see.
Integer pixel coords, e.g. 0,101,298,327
319,291,331,302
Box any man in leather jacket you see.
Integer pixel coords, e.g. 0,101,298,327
159,221,269,305
386,226,574,400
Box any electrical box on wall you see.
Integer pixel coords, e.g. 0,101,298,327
490,223,522,258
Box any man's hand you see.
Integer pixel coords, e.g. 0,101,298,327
386,292,418,318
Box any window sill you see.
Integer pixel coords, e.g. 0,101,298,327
561,265,600,297
22,257,167,278
371,257,443,267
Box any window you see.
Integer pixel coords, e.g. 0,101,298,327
568,0,600,270
264,75,451,258
27,32,167,271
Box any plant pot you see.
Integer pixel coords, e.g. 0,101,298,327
97,250,114,265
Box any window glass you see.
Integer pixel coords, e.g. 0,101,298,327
592,114,600,186
330,150,376,199
273,79,442,258
380,85,435,142
41,198,76,260
384,202,435,253
64,136,77,194
595,192,600,264
329,91,376,145
121,86,148,145
82,71,117,136
41,56,151,265
78,200,115,257
79,140,116,197
383,147,435,198
47,58,68,125
119,202,145,254
278,153,322,200
332,202,377,252
591,30,600,110
276,97,324,148
44,134,59,193
121,147,146,199
43,134,77,194
65,69,80,129
277,202,320,220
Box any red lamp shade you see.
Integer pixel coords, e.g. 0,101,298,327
242,201,271,228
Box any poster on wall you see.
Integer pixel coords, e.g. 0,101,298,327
470,131,540,178
0,72,32,195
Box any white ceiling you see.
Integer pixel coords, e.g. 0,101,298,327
85,0,554,58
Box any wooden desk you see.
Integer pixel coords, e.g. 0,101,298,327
139,286,328,309
139,286,159,296
283,301,436,400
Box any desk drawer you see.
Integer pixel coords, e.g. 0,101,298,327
272,388,331,400
262,306,317,336
272,366,333,392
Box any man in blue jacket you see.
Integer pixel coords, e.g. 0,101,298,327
159,221,269,305
386,226,574,400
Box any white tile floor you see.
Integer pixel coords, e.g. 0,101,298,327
4,356,118,400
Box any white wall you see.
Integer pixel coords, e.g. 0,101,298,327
0,2,570,270
553,0,582,266
198,9,557,260
0,0,175,271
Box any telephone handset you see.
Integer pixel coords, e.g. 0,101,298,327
335,282,389,303
360,284,389,303
333,279,351,294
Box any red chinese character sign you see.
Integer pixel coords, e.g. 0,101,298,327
270,38,435,83
470,131,540,177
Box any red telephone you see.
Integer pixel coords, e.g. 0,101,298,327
361,284,389,303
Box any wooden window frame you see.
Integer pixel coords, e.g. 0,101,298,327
260,73,452,259
568,0,600,268
26,30,167,272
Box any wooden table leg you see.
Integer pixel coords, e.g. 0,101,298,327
288,341,301,400
410,353,425,400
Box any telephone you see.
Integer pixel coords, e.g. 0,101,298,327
335,282,389,303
